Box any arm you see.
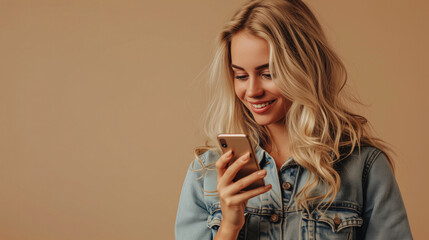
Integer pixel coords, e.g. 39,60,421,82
175,159,212,240
361,151,413,240
175,151,270,240
214,151,271,240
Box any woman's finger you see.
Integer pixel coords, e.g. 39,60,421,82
229,184,272,205
222,169,267,195
221,152,251,184
216,150,233,180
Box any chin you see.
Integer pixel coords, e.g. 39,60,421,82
253,117,276,126
252,115,286,127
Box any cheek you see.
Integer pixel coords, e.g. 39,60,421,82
279,97,292,114
233,81,245,99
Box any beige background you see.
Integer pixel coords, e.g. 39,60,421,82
0,0,427,239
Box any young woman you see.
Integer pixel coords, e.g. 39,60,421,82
175,0,412,239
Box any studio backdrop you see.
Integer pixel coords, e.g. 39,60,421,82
0,0,427,239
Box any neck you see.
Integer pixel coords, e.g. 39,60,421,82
266,122,290,155
265,122,291,171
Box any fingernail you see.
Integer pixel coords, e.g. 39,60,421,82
227,150,233,157
265,184,272,189
258,170,266,176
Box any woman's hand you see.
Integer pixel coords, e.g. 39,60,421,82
214,150,272,238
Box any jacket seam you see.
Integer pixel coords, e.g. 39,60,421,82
362,148,382,190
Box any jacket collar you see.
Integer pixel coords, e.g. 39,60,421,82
255,145,297,170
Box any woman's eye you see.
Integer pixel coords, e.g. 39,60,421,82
234,74,271,80
235,75,248,80
262,74,272,80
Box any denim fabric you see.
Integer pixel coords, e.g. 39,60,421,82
175,146,412,239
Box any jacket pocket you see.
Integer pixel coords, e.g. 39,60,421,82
301,207,363,240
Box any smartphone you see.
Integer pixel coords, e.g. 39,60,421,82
217,133,265,191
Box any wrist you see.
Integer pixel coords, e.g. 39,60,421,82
214,222,241,240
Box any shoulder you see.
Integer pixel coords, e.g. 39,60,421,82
184,149,220,193
330,146,393,207
338,145,387,169
195,148,221,167
188,148,221,174
357,146,392,183
352,145,392,176
335,146,391,184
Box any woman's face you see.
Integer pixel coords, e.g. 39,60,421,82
231,30,292,127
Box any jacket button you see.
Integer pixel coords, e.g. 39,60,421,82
334,215,342,225
270,214,279,223
282,182,292,190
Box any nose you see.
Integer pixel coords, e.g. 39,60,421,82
246,75,264,98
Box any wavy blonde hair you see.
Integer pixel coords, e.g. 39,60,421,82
194,0,395,212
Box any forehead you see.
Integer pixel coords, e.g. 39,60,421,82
230,30,270,69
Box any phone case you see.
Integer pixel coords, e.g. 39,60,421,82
217,134,265,191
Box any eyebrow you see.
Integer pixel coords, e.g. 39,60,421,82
231,63,269,71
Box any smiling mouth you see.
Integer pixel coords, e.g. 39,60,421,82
251,99,276,109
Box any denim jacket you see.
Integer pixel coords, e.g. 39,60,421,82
175,146,412,239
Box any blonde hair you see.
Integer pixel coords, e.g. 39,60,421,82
194,0,394,212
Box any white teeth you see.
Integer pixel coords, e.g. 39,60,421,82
252,101,272,109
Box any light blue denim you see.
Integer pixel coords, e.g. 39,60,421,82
175,146,412,239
